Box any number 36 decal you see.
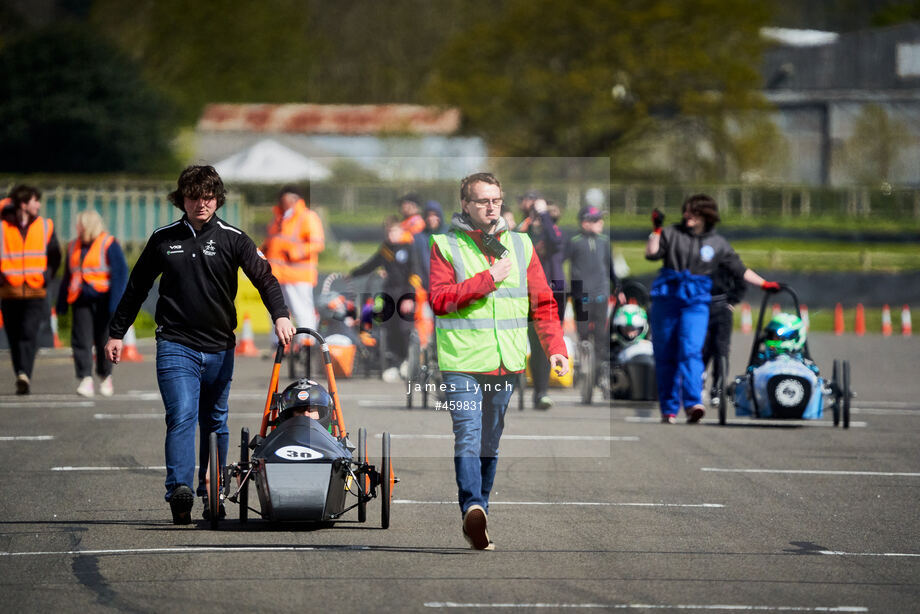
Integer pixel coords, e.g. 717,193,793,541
274,445,324,461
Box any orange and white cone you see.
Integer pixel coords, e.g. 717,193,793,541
121,325,144,362
902,305,913,337
800,304,810,331
50,307,62,348
562,301,576,336
235,313,260,357
772,302,781,317
881,304,892,336
834,303,845,336
854,303,866,337
740,302,752,334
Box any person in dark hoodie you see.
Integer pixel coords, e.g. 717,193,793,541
645,194,779,424
429,172,568,550
349,216,420,383
517,191,565,409
0,185,62,395
413,200,446,291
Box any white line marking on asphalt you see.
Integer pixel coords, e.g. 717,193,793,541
0,545,371,557
819,550,920,558
424,603,867,611
376,434,637,441
51,466,166,471
624,416,868,427
94,413,264,420
854,401,915,408
395,500,723,508
851,407,920,416
0,401,94,408
702,468,920,477
0,435,54,441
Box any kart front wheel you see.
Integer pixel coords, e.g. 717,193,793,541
381,432,393,529
208,432,220,530
357,427,367,523
842,360,851,429
239,428,249,523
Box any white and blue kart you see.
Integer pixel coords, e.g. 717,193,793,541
727,286,852,428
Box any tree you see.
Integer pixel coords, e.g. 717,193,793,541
845,104,910,185
89,0,314,123
0,24,177,173
427,0,772,163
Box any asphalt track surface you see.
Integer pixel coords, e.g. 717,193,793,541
1,332,918,613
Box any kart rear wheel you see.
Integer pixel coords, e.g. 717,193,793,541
239,428,249,523
579,340,595,405
381,432,392,530
717,355,728,426
842,360,851,429
357,427,367,523
831,359,841,427
406,331,420,408
208,432,220,530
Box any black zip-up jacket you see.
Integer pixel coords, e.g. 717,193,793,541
109,214,288,352
565,231,618,299
646,223,746,280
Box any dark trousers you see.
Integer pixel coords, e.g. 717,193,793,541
71,296,113,379
383,308,414,369
702,300,733,390
1,297,46,378
528,289,566,401
574,298,610,375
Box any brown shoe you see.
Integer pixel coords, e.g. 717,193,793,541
462,505,491,550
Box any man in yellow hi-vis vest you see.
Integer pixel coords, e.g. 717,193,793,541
429,172,569,550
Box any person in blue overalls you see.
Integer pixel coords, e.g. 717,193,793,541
645,194,779,424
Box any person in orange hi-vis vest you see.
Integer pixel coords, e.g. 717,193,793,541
56,210,128,398
397,192,425,242
0,185,62,395
261,185,324,345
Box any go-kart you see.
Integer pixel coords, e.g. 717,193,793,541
606,280,657,403
727,285,852,428
205,327,398,529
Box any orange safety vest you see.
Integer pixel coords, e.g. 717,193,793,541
66,233,115,303
262,199,324,285
0,216,53,299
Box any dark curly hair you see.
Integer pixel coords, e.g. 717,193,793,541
8,184,41,207
681,193,720,230
168,165,227,211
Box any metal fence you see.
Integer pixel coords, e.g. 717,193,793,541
307,182,920,221
2,182,245,246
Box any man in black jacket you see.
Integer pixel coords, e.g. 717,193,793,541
105,166,295,524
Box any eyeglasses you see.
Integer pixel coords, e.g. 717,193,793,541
467,198,503,207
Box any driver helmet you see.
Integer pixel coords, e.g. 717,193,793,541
764,312,805,353
278,378,333,428
612,304,648,345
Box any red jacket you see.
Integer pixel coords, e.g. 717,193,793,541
429,228,567,375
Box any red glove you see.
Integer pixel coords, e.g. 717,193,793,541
651,208,665,231
761,281,781,292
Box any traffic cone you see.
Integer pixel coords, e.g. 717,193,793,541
772,303,781,317
235,313,260,356
854,303,866,336
800,304,810,331
902,305,913,337
740,302,752,334
50,307,63,348
881,304,892,336
121,325,144,362
562,302,576,336
834,303,845,336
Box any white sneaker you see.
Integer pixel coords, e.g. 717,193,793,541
382,367,401,384
461,505,493,550
398,360,408,379
99,376,114,397
76,377,94,398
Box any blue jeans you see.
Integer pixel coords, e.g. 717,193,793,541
443,372,516,516
156,339,234,500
